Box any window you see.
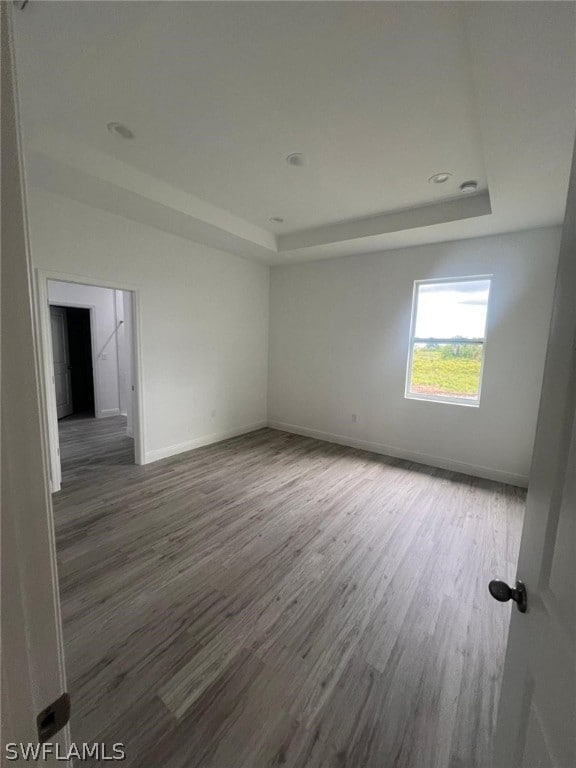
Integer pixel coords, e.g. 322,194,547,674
405,276,491,406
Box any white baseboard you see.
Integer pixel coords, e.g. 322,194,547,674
98,408,121,418
144,421,268,464
267,420,528,488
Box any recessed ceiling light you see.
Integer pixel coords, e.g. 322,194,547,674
286,153,305,167
428,172,452,184
269,216,284,224
460,180,478,194
107,122,134,140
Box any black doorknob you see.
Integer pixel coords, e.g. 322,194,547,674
488,579,527,613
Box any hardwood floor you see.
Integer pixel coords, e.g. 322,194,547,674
58,413,134,484
54,416,525,767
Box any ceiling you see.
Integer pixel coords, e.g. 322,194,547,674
12,1,576,264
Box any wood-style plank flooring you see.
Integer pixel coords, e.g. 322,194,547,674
54,416,525,767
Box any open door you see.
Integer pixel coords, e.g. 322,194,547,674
491,142,576,766
1,2,68,754
50,306,73,419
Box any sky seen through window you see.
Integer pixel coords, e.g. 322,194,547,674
415,280,490,340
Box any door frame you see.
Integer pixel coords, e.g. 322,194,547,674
49,303,100,419
35,269,146,492
2,2,69,754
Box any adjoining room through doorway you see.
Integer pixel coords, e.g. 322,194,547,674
47,279,137,486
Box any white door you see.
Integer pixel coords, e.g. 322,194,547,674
50,306,73,419
492,143,576,767
1,2,68,753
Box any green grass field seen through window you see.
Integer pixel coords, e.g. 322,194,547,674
410,344,483,399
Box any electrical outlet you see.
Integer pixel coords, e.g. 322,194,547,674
351,414,357,423
101,353,108,361
211,409,216,418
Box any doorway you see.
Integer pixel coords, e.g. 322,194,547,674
37,272,144,491
50,305,95,419
47,280,136,485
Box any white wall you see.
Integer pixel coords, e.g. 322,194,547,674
48,279,122,418
31,188,269,463
31,187,559,484
268,227,561,486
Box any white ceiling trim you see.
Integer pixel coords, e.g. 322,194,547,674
27,144,495,262
278,192,492,251
27,130,276,252
27,150,276,262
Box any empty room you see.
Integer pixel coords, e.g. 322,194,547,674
2,2,575,768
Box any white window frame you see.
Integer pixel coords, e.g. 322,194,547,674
404,274,492,407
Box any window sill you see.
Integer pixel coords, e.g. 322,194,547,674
404,393,480,407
